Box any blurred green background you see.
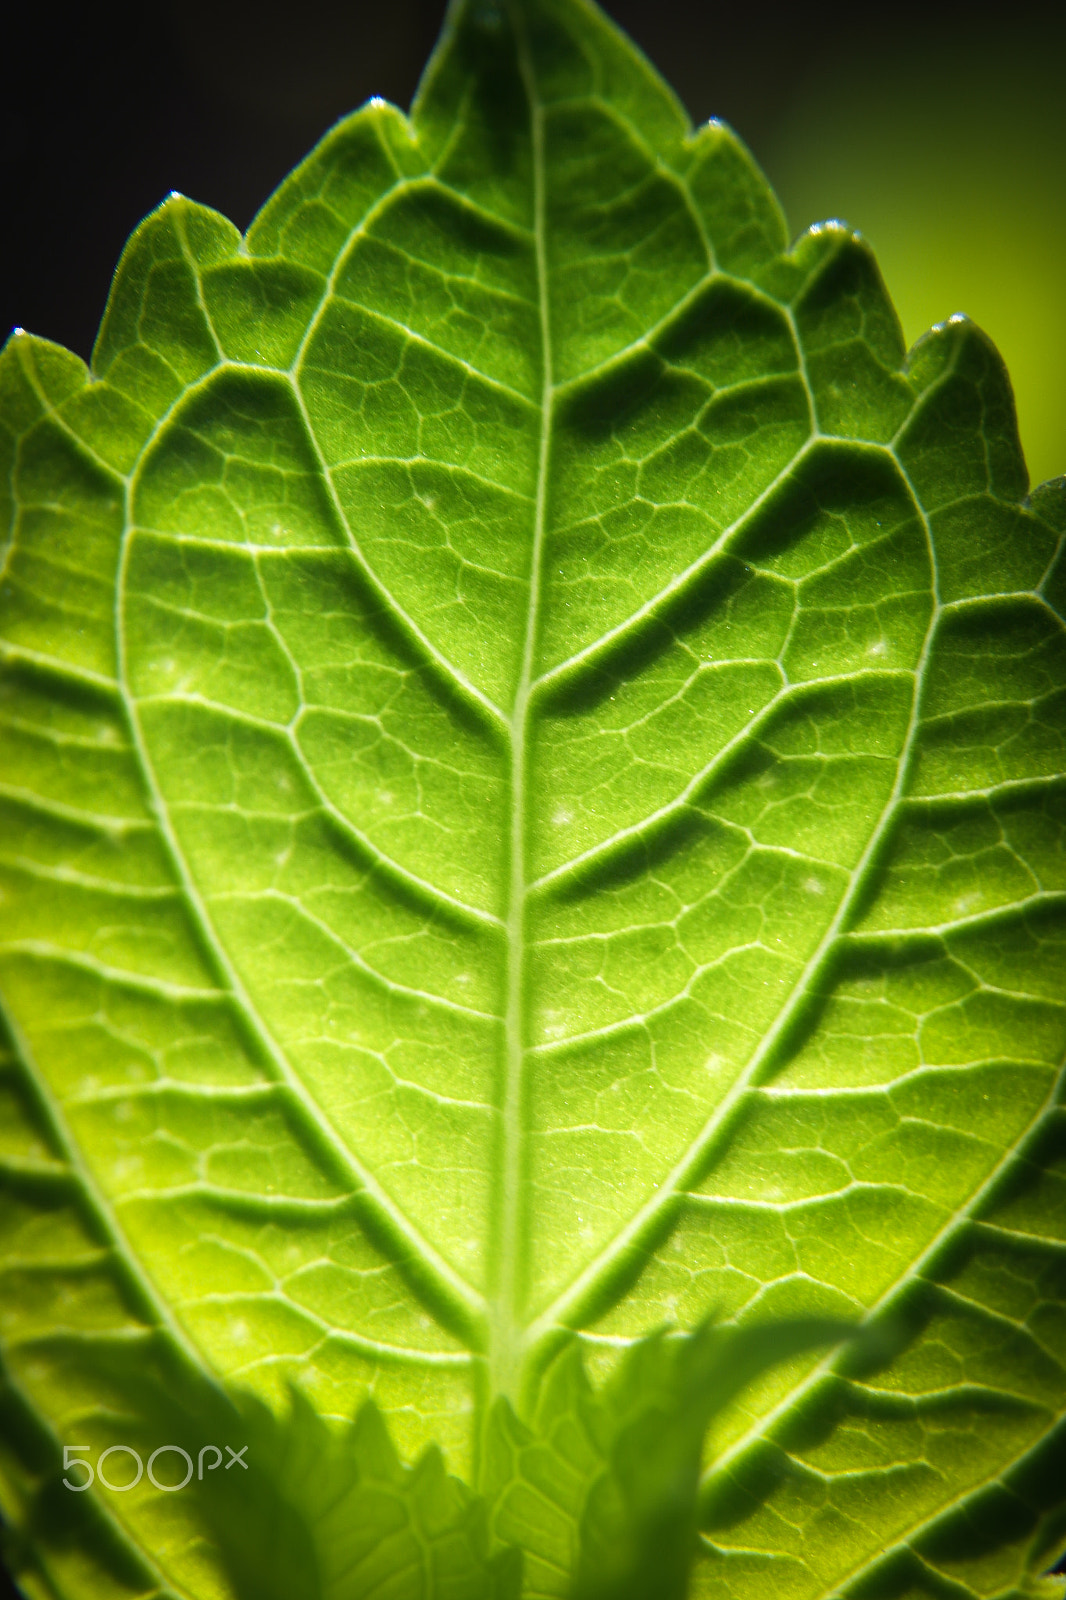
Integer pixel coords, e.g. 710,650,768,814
763,32,1066,487
610,0,1066,489
3,0,1063,484
0,3,1063,1597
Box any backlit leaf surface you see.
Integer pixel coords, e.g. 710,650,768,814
1,0,1065,1595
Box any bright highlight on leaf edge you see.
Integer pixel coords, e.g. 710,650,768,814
1,0,1064,1597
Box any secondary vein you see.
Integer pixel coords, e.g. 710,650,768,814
115,467,488,1342
523,451,945,1352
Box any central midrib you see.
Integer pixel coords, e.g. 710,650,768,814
492,7,552,1405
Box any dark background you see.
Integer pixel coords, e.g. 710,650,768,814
4,0,1058,369
3,0,1065,478
2,0,846,358
0,1,1062,1594
2,0,834,360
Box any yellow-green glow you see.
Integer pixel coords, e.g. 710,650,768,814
768,40,1066,487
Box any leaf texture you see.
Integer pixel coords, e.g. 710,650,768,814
486,1318,846,1600
1,0,1065,1595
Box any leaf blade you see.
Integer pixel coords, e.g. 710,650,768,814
1,1,1064,1596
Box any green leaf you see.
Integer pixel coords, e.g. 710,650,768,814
1,1334,522,1600
1,0,1065,1596
487,1318,848,1600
